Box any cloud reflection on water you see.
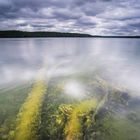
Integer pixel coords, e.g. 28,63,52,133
0,38,140,97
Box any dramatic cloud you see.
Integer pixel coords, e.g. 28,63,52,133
0,0,140,35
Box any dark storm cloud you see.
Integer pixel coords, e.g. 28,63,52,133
0,0,140,35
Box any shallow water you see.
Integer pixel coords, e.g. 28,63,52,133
0,38,140,140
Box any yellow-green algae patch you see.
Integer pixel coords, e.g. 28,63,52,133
9,68,47,140
65,99,98,140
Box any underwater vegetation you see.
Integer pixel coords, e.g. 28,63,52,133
0,72,140,140
12,80,47,140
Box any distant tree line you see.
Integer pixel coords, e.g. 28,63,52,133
0,30,93,38
0,30,139,38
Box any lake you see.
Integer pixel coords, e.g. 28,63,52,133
0,38,140,140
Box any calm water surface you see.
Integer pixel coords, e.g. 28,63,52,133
0,38,140,93
0,38,140,140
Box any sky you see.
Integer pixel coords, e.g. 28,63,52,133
0,0,140,35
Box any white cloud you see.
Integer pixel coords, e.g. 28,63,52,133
0,0,139,35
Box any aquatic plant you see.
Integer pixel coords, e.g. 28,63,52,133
9,80,47,140
65,99,98,140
